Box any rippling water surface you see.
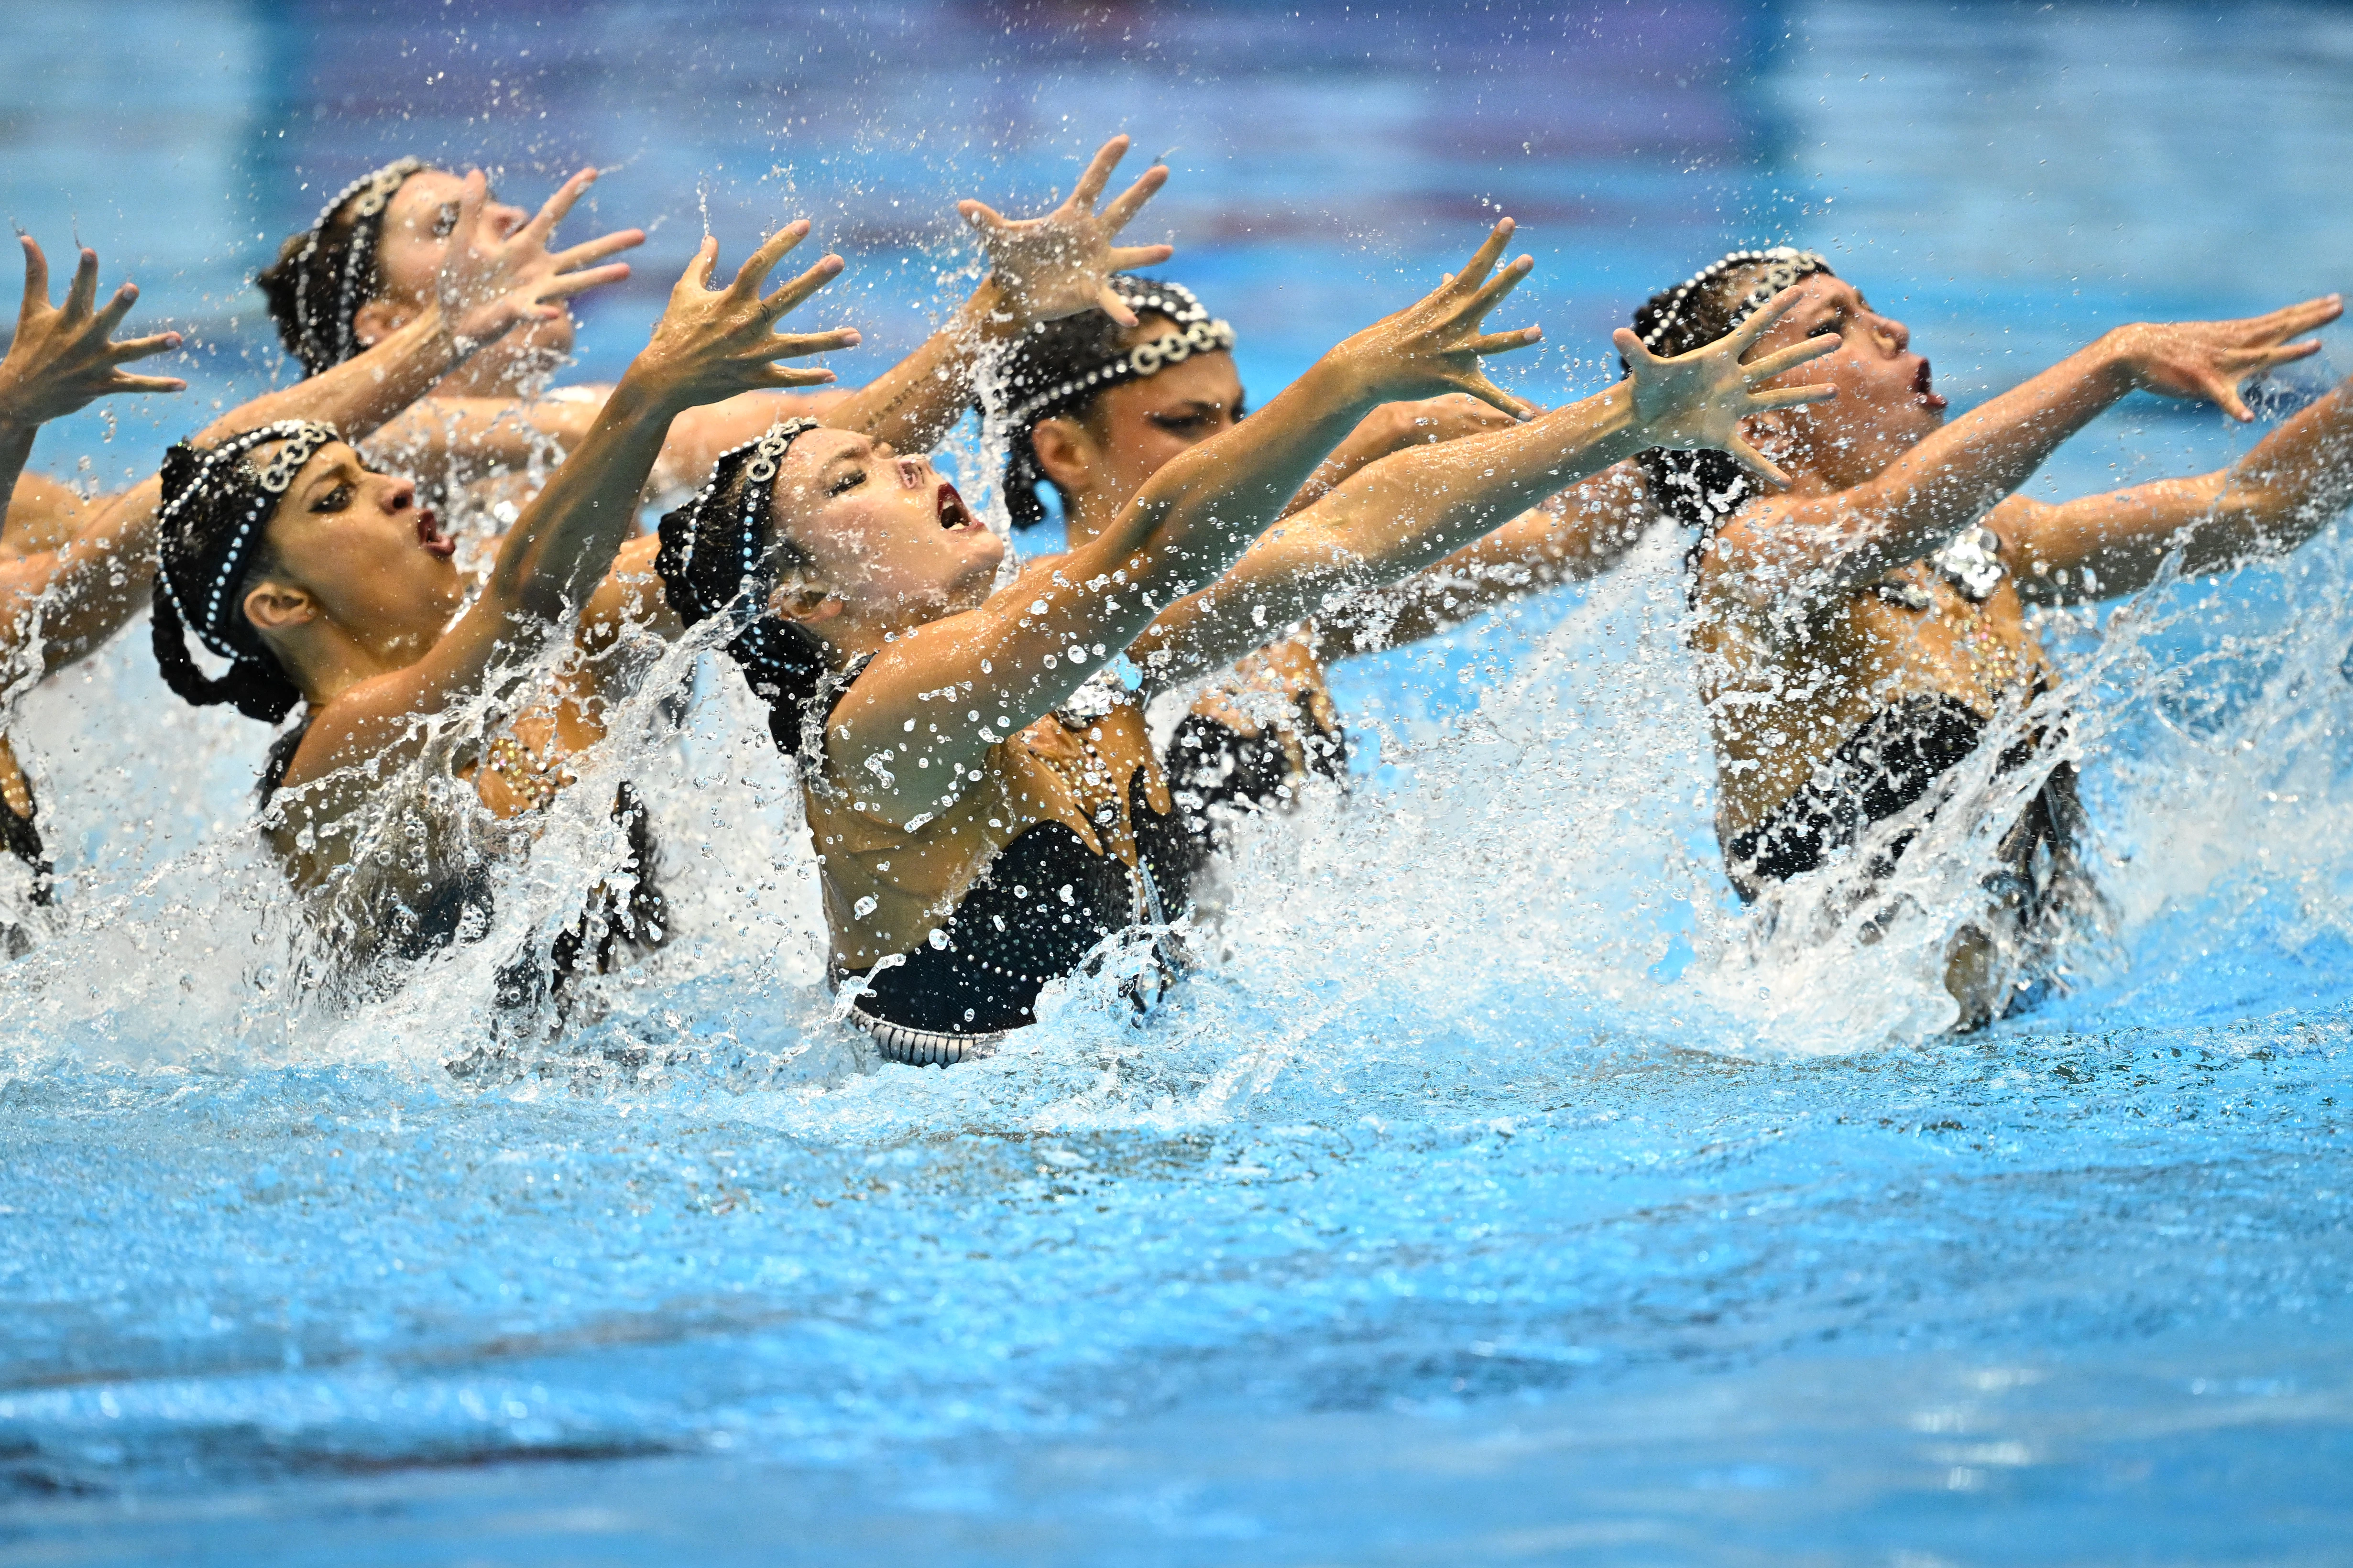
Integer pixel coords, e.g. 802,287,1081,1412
3,2,2350,1562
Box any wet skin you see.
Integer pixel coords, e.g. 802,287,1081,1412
764,428,1174,967
1688,273,2057,847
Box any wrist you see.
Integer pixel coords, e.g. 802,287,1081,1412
609,364,693,421
963,275,1019,339
1299,355,1386,423
2087,326,2146,392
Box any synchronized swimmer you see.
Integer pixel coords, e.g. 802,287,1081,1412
2,131,2347,1053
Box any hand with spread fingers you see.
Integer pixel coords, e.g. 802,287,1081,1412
2105,294,2343,422
0,237,185,432
960,134,1176,327
431,167,645,352
634,221,860,404
1324,218,1547,418
1614,284,1843,487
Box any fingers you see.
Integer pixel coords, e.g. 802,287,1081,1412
1611,325,1660,369
958,199,1007,233
1096,281,1138,328
517,167,598,251
19,236,48,316
2251,294,2343,342
93,281,141,336
1741,331,1844,383
551,228,646,273
1459,373,1538,422
759,253,844,323
1745,381,1839,412
762,365,841,390
107,371,187,395
1462,254,1535,320
109,328,183,363
1070,134,1129,209
1465,325,1543,357
1444,218,1516,297
732,220,812,296
766,326,862,359
1726,435,1792,489
536,261,632,302
1725,284,1807,352
1099,164,1169,231
1107,243,1175,271
64,247,100,320
2207,375,2255,424
2249,339,2323,368
688,234,720,292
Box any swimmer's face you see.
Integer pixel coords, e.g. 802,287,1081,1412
1032,314,1245,520
1737,272,1942,486
357,167,576,359
243,440,463,658
768,430,1003,633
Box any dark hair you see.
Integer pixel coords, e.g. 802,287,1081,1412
1626,247,1835,534
151,422,341,727
255,158,428,377
653,422,836,758
991,274,1234,530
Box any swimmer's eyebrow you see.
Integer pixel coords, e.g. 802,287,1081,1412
297,456,352,502
816,446,868,482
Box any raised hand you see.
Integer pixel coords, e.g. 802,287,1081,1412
631,221,860,406
959,134,1174,326
2107,295,2342,422
1323,219,1546,419
432,168,644,351
0,237,185,430
1613,285,1842,487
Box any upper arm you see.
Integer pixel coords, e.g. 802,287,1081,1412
579,533,681,652
2002,473,2234,603
823,539,1172,825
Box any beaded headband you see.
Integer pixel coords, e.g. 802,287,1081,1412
156,420,339,659
669,418,821,629
1003,278,1236,429
1639,246,1832,350
288,157,427,374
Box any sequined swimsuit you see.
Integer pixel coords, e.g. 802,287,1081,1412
822,665,1198,1066
258,716,667,984
1725,527,2085,904
0,782,55,956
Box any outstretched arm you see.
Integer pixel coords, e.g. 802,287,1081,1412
2008,366,2353,602
821,133,1174,454
1717,296,2342,609
0,173,638,675
1315,462,1653,654
829,219,1547,823
285,225,854,788
1129,298,1839,691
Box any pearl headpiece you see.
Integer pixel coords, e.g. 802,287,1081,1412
1639,247,1831,351
288,157,427,375
1002,278,1235,429
156,420,339,659
667,418,821,630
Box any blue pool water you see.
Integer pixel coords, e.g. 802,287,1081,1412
3,2,2351,1562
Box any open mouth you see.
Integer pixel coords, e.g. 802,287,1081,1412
416,508,456,559
1914,358,1948,412
935,482,977,533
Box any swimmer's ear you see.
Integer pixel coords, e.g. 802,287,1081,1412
767,573,843,627
242,578,320,636
1027,415,1098,494
349,296,407,350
